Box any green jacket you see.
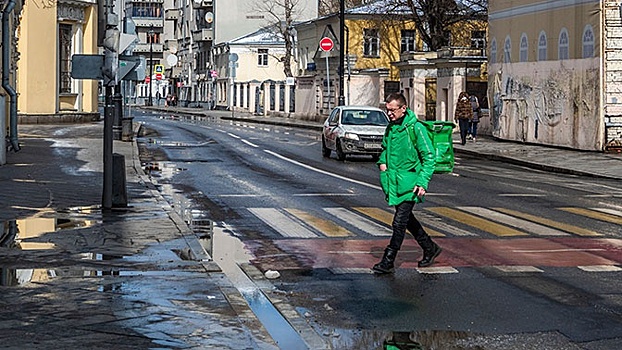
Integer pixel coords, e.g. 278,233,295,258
377,108,436,206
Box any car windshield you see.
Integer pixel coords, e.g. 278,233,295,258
341,110,389,126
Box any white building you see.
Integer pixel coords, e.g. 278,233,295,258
212,27,295,114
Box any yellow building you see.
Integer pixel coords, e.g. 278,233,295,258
295,1,487,121
17,0,99,123
295,3,417,118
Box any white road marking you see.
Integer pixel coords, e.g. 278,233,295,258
241,139,258,147
512,248,606,253
416,266,459,274
495,266,543,273
264,150,382,190
323,207,392,236
458,207,569,236
248,208,318,238
578,265,622,272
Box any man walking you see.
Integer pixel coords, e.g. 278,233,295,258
373,93,442,274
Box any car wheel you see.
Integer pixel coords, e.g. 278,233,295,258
336,140,346,161
321,136,331,158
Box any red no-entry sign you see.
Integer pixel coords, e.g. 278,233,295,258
319,37,334,52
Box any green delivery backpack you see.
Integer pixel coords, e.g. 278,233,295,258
408,120,456,173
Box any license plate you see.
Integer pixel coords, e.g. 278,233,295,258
364,143,382,149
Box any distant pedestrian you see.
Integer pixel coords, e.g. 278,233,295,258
468,94,481,142
372,92,442,274
454,91,473,145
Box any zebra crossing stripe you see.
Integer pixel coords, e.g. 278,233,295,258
284,208,353,237
352,207,445,237
323,208,392,236
426,207,528,237
493,208,602,237
560,207,622,225
590,207,622,219
458,207,569,236
416,210,476,237
248,208,318,238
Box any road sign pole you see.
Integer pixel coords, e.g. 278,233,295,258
326,54,330,111
319,37,334,111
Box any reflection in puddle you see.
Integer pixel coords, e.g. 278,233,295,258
1,209,101,286
213,229,307,350
318,328,485,350
143,161,187,178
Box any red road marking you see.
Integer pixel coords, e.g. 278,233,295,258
249,238,622,271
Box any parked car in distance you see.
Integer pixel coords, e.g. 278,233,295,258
322,106,390,161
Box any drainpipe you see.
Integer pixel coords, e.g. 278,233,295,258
3,0,19,151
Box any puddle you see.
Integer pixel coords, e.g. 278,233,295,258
143,161,187,178
213,228,308,350
1,215,99,251
313,328,485,350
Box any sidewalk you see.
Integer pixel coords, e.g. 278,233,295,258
0,122,284,349
154,105,622,181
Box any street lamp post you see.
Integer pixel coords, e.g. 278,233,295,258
338,0,345,106
147,26,154,106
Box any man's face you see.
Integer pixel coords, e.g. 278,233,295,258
386,100,406,122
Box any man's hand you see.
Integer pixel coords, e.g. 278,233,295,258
414,186,426,198
379,164,387,171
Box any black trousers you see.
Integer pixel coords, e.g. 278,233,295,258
388,201,435,252
458,119,469,145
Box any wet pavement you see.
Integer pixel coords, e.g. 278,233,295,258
1,107,621,349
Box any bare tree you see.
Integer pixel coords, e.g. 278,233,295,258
396,0,488,51
318,0,366,16
253,0,303,77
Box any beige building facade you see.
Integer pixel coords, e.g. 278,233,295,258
17,0,100,123
488,0,622,151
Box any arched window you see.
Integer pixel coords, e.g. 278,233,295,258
490,38,497,64
538,31,547,61
504,36,512,63
519,33,528,62
558,28,569,60
583,25,594,58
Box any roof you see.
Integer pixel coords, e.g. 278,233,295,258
228,27,285,46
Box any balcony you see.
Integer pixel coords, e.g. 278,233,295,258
164,39,178,52
133,18,164,28
165,9,181,21
192,29,213,42
133,42,164,54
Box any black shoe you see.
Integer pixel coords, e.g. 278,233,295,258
418,243,442,267
372,247,397,274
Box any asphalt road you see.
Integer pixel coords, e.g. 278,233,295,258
135,109,622,350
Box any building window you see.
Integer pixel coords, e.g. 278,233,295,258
258,48,268,66
538,31,547,61
471,30,486,49
131,3,162,18
59,23,73,94
490,38,497,64
558,28,569,60
583,25,594,58
504,36,511,63
363,28,380,57
519,33,528,62
401,30,416,53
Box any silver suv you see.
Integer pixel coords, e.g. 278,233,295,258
321,106,389,161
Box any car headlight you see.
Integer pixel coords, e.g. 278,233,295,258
344,132,359,141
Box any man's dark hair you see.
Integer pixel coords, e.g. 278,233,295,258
386,92,406,107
